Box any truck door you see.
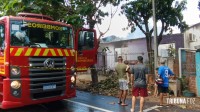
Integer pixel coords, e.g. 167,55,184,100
75,29,98,71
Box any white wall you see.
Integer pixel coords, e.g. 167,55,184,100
158,43,175,57
106,45,115,69
99,38,149,70
126,39,148,62
184,24,200,49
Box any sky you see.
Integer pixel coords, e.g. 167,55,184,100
96,0,200,38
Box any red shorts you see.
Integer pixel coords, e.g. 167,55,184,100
132,87,148,97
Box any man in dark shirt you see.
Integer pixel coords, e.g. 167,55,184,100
131,56,148,112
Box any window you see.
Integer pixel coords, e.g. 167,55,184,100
10,20,73,48
115,51,118,62
78,31,94,50
0,25,5,49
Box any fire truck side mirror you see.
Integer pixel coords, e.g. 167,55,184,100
21,25,28,31
21,22,28,31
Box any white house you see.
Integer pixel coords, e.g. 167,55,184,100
98,37,150,69
184,23,200,50
98,33,184,70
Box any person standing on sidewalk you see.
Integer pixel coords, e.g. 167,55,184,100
131,56,148,112
158,58,174,106
115,56,129,106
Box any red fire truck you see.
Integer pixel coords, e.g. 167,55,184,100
0,13,98,109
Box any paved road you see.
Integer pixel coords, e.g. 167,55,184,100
0,90,199,112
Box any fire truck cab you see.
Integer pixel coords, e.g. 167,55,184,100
0,13,97,109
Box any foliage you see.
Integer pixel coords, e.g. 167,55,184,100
178,75,189,91
87,76,119,96
0,0,121,31
168,44,176,57
0,0,67,20
121,0,188,59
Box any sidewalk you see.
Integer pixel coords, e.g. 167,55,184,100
76,73,200,111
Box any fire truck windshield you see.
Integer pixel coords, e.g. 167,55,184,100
10,20,73,48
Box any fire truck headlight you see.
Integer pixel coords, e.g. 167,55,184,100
10,66,20,76
11,81,21,89
29,64,32,67
71,76,75,83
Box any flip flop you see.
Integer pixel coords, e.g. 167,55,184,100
130,109,134,112
121,104,128,106
118,101,122,104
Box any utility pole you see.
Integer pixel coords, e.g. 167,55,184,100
152,0,158,70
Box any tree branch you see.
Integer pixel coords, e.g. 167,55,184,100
96,4,119,41
144,18,149,33
158,20,165,37
150,27,154,34
133,19,146,34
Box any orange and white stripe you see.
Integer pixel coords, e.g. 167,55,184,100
10,48,75,57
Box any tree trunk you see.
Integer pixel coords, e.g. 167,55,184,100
90,65,98,86
146,35,154,74
87,16,99,86
146,35,152,60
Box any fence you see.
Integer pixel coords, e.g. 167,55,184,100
96,51,154,73
96,50,196,77
181,51,196,76
179,50,197,94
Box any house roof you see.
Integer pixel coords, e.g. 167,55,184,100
160,33,183,44
160,33,184,51
100,33,183,44
100,33,184,51
100,37,145,44
188,22,200,28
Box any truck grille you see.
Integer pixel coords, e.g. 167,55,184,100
29,57,66,99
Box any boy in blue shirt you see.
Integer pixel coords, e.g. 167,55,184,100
158,58,174,106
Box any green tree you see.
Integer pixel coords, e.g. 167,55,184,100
0,0,67,20
0,0,121,36
0,0,122,35
121,0,188,61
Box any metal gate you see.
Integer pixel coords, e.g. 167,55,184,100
196,49,200,97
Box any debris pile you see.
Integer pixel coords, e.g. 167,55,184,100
87,76,119,96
